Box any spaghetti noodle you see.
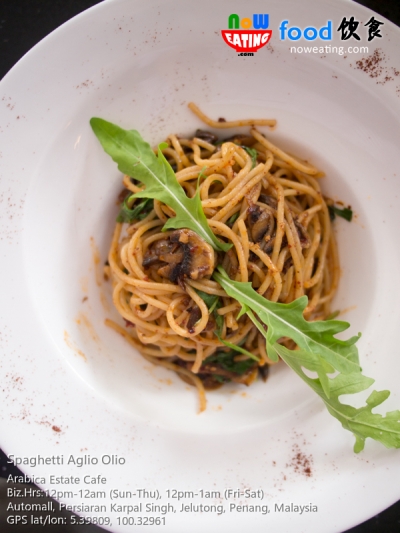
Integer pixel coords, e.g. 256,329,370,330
104,103,340,411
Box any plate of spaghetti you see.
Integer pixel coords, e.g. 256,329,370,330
99,102,341,414
1,0,400,532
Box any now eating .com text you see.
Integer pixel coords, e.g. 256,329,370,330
290,45,368,55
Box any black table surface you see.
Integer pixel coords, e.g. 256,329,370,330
1,1,400,532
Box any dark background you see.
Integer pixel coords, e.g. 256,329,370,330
1,1,400,532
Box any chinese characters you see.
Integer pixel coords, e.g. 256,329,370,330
337,16,383,41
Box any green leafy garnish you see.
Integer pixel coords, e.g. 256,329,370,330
208,298,219,315
275,344,400,453
328,204,353,222
213,266,400,451
116,196,153,223
195,289,219,310
90,118,231,252
214,267,360,383
227,211,240,227
215,310,224,337
242,146,258,168
204,350,256,375
216,334,259,362
194,289,223,334
198,165,208,180
212,374,227,383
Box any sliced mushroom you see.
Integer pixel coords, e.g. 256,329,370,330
203,314,217,332
258,364,269,382
186,305,202,334
142,239,181,268
258,194,278,210
222,134,256,147
117,188,130,205
170,229,214,281
142,229,215,285
282,256,293,274
294,218,311,249
247,204,275,243
195,129,218,144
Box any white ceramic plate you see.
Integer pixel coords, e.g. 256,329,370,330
1,0,400,531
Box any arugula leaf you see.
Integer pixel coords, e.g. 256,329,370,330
216,334,259,362
274,343,400,452
328,205,353,222
212,374,227,383
208,298,219,315
215,309,224,337
116,196,153,223
194,289,223,335
204,350,256,375
90,118,231,252
227,211,240,227
242,146,258,168
194,289,219,310
213,267,361,384
198,166,208,180
214,266,400,451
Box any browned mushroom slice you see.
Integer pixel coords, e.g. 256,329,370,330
203,314,216,332
294,218,311,249
194,129,219,144
117,188,130,205
157,263,181,283
143,229,215,285
142,239,179,267
169,229,215,282
222,134,256,147
258,364,269,382
248,204,276,243
142,253,159,268
186,305,202,334
282,256,294,274
258,194,278,210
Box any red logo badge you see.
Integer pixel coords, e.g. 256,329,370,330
222,14,272,53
